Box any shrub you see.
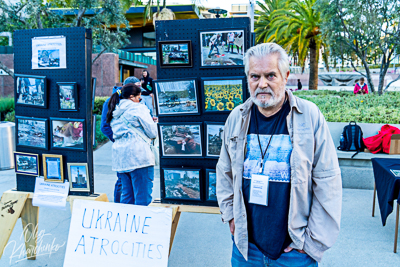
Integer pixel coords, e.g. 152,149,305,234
93,96,108,116
0,97,14,114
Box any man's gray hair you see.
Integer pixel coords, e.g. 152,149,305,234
244,43,290,79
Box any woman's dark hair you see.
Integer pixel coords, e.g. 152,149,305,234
106,83,141,123
359,77,365,82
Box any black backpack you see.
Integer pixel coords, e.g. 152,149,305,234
337,121,365,158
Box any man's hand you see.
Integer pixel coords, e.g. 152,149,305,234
229,219,235,235
284,246,306,254
152,117,158,123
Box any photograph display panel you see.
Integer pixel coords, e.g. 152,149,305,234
159,40,193,68
16,116,48,150
58,82,78,111
14,152,39,176
163,168,201,201
202,77,245,113
15,74,47,108
32,36,67,69
206,169,217,202
200,29,245,67
154,79,199,116
43,154,64,182
68,163,90,192
50,118,86,151
159,123,203,157
205,122,224,158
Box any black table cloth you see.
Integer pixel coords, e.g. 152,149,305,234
371,158,400,226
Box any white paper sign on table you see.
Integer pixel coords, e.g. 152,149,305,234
32,177,69,209
63,200,172,267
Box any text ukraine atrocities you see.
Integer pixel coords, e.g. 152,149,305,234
63,200,172,267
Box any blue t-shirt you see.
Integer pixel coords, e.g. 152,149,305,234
243,101,293,260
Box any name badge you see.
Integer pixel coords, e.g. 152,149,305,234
249,174,269,206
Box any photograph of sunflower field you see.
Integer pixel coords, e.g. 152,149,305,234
203,79,244,112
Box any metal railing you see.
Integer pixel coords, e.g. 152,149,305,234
117,49,156,65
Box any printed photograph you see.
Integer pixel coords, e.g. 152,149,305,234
155,79,198,116
15,75,46,107
164,169,201,200
160,124,202,157
14,152,39,176
203,79,244,112
43,154,64,182
16,117,47,149
207,170,217,201
159,41,192,67
58,83,77,111
200,30,245,67
206,123,224,157
51,119,85,150
68,163,90,191
38,49,60,68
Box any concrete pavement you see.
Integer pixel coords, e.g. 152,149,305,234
0,142,400,266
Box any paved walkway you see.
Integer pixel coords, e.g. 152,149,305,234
0,142,400,266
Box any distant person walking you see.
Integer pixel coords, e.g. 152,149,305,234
354,77,369,95
106,83,158,206
100,84,122,203
297,79,302,90
140,70,155,117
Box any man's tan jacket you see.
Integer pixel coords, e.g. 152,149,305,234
216,89,342,262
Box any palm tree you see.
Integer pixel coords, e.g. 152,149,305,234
259,0,324,89
254,0,286,44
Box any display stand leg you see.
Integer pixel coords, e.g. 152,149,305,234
372,183,377,217
20,198,39,260
169,208,181,256
395,202,399,253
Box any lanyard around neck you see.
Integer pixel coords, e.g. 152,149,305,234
254,97,287,173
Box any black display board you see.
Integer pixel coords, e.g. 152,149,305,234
155,18,251,206
14,27,94,196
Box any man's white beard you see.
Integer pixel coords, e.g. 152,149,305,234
250,85,285,109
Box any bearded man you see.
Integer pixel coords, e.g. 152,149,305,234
216,43,342,266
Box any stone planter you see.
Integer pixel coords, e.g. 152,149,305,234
0,121,15,170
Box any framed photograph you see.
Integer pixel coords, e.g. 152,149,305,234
16,116,48,150
205,122,225,158
154,79,199,117
159,40,193,68
14,152,39,176
57,82,78,111
201,76,245,113
162,168,201,201
67,163,90,192
159,123,203,158
199,29,245,67
43,154,64,183
206,169,217,202
50,118,86,151
32,36,66,69
15,74,47,108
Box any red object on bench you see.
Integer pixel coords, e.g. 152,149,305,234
363,125,400,154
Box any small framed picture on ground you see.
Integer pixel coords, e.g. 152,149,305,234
158,40,193,68
199,29,245,68
14,74,47,108
43,154,64,183
205,122,224,158
14,152,39,176
67,163,90,192
50,118,86,151
154,78,199,117
201,76,245,113
16,116,48,150
57,82,78,111
159,123,203,158
162,168,201,201
206,169,217,202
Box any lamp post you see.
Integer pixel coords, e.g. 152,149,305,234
208,7,227,18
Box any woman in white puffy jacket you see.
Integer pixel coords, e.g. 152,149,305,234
106,83,158,205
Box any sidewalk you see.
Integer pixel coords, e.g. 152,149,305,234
0,142,399,266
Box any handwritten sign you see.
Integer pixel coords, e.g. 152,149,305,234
63,200,172,267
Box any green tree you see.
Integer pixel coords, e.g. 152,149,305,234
0,0,130,78
260,0,324,89
254,0,286,44
317,0,400,94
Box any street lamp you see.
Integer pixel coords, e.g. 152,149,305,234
208,7,227,18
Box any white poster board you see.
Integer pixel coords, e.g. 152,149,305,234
32,36,67,69
64,200,172,267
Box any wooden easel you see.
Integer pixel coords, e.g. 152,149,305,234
150,199,220,255
0,189,109,260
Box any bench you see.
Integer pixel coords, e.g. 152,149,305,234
327,122,400,189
